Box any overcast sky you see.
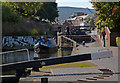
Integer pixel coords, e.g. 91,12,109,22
56,0,93,9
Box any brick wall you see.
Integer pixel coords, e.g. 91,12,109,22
105,27,119,46
110,32,119,46
77,12,84,16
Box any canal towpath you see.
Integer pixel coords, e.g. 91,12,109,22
19,35,119,82
71,34,119,82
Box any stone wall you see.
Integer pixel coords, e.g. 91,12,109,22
66,35,91,43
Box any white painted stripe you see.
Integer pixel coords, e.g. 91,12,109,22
91,51,113,60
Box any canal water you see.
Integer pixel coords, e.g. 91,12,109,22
2,47,73,64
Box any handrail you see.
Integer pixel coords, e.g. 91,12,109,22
61,35,80,47
0,48,30,61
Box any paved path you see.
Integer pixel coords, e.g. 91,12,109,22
89,47,119,81
20,67,101,82
71,35,119,81
72,35,105,55
20,47,118,82
19,34,119,82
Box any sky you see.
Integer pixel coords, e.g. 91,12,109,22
56,0,94,9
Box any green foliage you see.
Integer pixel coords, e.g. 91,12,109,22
88,17,95,27
36,2,58,22
2,2,58,36
2,3,21,22
30,28,38,35
31,29,47,36
92,2,120,33
5,2,43,17
3,2,58,22
116,37,120,47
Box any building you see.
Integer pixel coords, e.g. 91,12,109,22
54,14,95,33
66,14,94,27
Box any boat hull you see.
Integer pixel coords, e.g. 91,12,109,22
35,45,58,54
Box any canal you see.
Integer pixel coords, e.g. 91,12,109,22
2,47,73,64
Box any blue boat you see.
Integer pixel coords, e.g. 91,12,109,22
34,37,58,53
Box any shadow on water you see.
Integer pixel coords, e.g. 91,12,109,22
35,47,73,59
2,47,73,64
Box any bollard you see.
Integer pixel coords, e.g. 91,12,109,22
41,78,48,83
32,53,40,71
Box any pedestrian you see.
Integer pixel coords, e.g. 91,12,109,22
35,39,38,44
34,38,39,59
101,29,106,47
67,26,70,35
82,41,85,46
100,33,102,39
33,38,40,71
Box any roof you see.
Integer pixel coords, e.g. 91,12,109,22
66,17,77,21
77,14,94,19
66,14,94,21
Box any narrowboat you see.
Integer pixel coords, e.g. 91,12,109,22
34,38,58,54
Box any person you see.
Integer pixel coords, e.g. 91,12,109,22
33,38,40,71
34,39,39,49
82,41,86,46
35,39,38,44
34,39,39,58
67,26,70,35
100,33,102,39
58,27,61,33
101,29,106,47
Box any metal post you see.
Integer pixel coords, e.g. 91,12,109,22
26,49,30,61
57,32,61,47
103,37,105,47
57,32,59,46
58,35,61,47
16,69,25,78
73,42,76,48
32,53,40,71
41,78,48,83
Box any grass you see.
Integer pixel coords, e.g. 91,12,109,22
2,61,98,75
40,61,98,70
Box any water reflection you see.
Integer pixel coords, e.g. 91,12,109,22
37,47,73,59
2,51,29,64
2,47,73,64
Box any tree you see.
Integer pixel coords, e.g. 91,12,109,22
91,2,120,33
5,2,58,22
2,2,21,22
2,2,59,36
6,2,43,18
88,17,95,27
36,2,58,22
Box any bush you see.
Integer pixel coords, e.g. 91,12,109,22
2,3,21,22
116,37,120,47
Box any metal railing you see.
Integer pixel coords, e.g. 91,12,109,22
0,49,30,64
